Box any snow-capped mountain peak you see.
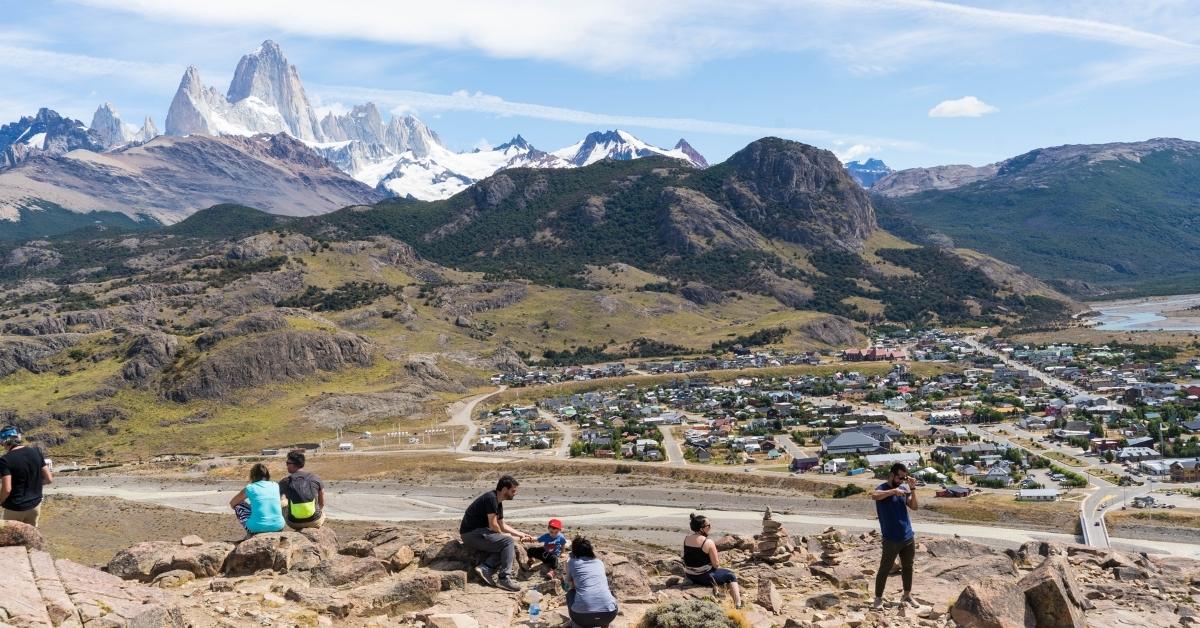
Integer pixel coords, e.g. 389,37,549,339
0,108,103,168
552,129,706,167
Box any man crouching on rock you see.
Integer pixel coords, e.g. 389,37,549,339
870,462,919,610
459,475,533,592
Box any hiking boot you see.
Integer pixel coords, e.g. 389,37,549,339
496,578,521,592
871,597,885,610
474,565,497,587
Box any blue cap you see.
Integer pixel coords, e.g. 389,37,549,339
0,426,20,440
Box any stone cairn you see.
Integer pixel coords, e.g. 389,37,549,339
755,507,795,564
817,527,844,566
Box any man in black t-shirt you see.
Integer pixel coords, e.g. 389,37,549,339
0,426,52,527
459,475,533,592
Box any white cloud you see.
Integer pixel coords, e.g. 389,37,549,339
836,144,877,163
928,96,999,118
306,84,921,150
65,0,1200,86
0,44,180,85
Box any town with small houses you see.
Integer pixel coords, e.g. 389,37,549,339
468,329,1200,523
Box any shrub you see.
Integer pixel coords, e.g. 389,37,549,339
614,464,633,474
638,599,747,628
833,483,866,499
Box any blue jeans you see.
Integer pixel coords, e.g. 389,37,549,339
687,568,737,586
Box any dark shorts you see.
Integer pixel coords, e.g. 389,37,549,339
687,568,737,586
567,589,618,627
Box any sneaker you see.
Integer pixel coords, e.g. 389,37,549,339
871,597,885,610
545,569,557,581
474,565,497,587
902,595,920,608
496,578,521,592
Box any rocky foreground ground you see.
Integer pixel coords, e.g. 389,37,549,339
0,511,1195,628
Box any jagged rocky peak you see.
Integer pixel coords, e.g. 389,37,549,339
674,138,709,167
385,114,440,157
89,103,159,148
89,103,125,148
226,39,323,141
0,108,103,168
496,134,531,151
320,102,385,144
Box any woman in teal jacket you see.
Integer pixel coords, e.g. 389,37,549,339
229,463,285,535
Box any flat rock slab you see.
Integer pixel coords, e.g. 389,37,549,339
421,589,520,627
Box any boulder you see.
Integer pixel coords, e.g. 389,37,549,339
106,540,234,581
758,577,784,614
0,520,44,549
604,553,654,603
950,574,1032,628
1019,555,1089,627
180,535,204,547
310,555,390,587
222,531,330,576
389,545,416,571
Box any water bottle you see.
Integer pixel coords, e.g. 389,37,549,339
528,601,541,625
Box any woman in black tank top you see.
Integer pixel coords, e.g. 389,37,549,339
682,513,743,608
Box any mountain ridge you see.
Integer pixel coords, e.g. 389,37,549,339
874,138,1200,294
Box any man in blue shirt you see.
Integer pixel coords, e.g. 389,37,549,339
870,462,918,610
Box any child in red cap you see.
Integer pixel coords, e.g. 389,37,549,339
524,518,567,579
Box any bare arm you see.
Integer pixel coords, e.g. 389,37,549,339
40,465,52,485
229,488,247,509
0,475,10,504
704,539,721,568
905,478,918,511
871,487,899,500
317,486,325,509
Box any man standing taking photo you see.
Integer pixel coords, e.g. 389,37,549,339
0,426,52,527
459,475,533,592
871,462,918,610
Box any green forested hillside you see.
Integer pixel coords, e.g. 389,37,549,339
876,142,1200,296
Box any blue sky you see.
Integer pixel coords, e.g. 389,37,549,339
3,0,1199,169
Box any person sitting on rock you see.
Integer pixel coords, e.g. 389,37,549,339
0,425,52,527
278,450,325,531
229,462,285,537
459,475,532,592
870,462,919,610
563,536,618,628
682,513,743,609
523,517,567,579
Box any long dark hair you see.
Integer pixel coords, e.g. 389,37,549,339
689,513,709,533
250,463,271,482
571,536,596,559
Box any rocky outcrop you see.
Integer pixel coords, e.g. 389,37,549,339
193,311,289,350
0,334,81,376
106,538,234,582
120,331,181,385
223,529,337,576
433,282,528,317
0,521,44,549
164,329,373,402
227,233,317,261
873,163,1000,197
952,555,1090,628
5,310,115,336
796,315,862,347
720,137,876,252
657,187,763,254
1,533,180,627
